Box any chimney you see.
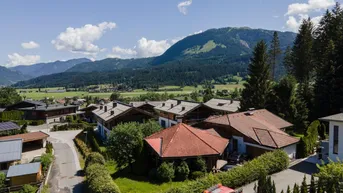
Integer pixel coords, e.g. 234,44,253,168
181,106,186,111
162,103,165,107
230,99,233,104
100,105,103,110
247,108,255,115
171,104,174,108
104,106,107,112
111,110,114,115
113,102,117,108
177,100,181,105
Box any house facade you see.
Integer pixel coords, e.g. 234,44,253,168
6,162,42,186
0,139,22,170
93,101,155,138
319,113,343,161
203,109,299,158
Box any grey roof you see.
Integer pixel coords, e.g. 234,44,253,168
0,122,20,131
7,162,41,177
154,99,201,116
204,98,240,113
0,108,5,112
0,139,22,163
22,100,46,106
92,101,132,122
319,113,343,122
129,101,164,108
18,104,78,111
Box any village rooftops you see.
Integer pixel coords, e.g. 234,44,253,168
0,139,22,163
145,123,229,158
204,109,298,148
204,98,240,113
92,101,133,122
0,131,49,143
6,162,41,178
154,99,201,116
18,104,78,111
129,101,164,108
0,122,20,132
319,113,343,122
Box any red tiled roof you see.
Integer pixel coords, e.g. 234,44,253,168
0,131,49,143
204,109,298,148
145,123,229,158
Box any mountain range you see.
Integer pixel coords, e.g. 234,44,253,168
10,27,297,88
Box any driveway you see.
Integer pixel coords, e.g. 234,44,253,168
47,130,84,193
241,161,318,193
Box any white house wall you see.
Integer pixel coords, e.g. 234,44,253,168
158,117,178,128
282,144,297,159
329,121,343,161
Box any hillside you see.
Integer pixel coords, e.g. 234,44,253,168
66,57,154,72
0,66,31,86
10,58,91,77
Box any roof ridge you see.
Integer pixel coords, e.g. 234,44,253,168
162,124,181,157
183,124,221,154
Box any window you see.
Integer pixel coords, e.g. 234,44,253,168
161,120,166,128
333,125,339,154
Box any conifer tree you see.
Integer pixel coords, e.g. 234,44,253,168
287,185,291,193
301,175,308,193
309,175,316,193
293,183,300,193
268,31,282,80
240,40,272,111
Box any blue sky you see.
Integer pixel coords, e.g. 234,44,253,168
0,0,340,67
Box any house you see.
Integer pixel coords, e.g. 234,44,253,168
0,139,22,170
6,162,42,186
154,100,217,128
202,109,299,158
79,104,99,122
204,184,237,193
0,131,49,149
145,123,229,170
5,100,46,111
0,122,21,133
93,101,155,138
17,104,81,123
129,101,163,115
204,98,240,114
319,113,343,161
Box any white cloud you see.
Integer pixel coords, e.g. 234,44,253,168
286,0,335,15
52,22,116,56
286,14,323,32
21,41,40,49
6,53,40,67
311,15,323,26
107,46,137,59
178,0,192,15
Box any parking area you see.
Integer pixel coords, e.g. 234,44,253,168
241,161,318,193
21,147,46,163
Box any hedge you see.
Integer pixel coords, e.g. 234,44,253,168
74,138,91,157
85,163,121,193
0,111,24,120
85,152,106,169
51,123,89,131
165,150,289,193
296,120,319,158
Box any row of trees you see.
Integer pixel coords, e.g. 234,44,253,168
241,3,343,132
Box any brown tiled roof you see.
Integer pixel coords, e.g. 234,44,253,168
204,109,298,148
145,123,229,158
0,131,49,143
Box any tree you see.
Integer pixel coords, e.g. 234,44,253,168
19,184,37,193
107,122,143,171
268,31,282,80
283,46,293,74
269,75,308,132
240,40,272,111
231,87,240,99
190,91,199,102
0,87,22,108
157,162,175,182
293,183,300,193
301,175,308,193
139,120,161,138
110,92,121,101
254,172,275,193
309,175,315,193
286,185,291,193
0,173,5,189
175,161,190,181
203,81,214,102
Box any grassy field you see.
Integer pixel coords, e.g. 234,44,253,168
18,84,244,100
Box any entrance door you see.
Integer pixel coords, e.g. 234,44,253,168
232,138,238,152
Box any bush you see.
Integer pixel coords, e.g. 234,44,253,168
190,171,205,180
19,184,37,193
85,163,121,193
157,162,175,182
165,150,289,193
45,142,53,154
52,123,87,131
41,153,54,172
296,137,308,158
85,152,105,169
0,172,5,189
191,157,207,172
74,138,91,157
0,110,24,120
175,161,190,181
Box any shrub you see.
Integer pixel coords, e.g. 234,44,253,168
0,172,5,189
74,138,91,157
296,137,308,158
157,162,175,182
191,157,207,172
190,171,205,180
85,152,105,169
175,161,190,181
148,168,158,181
41,153,54,172
165,150,289,193
45,142,53,154
19,184,37,193
86,163,121,193
0,110,24,120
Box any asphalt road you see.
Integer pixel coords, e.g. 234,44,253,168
47,130,84,193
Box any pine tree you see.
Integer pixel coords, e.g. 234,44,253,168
293,183,300,193
283,46,293,74
268,31,282,80
240,40,272,111
287,186,291,193
301,175,308,193
309,175,316,193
